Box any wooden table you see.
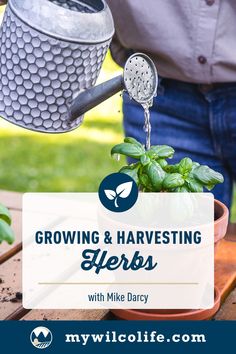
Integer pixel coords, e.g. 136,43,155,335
0,191,235,320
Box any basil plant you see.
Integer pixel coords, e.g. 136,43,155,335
111,137,224,192
0,203,14,244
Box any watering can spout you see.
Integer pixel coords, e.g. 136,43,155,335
69,75,124,122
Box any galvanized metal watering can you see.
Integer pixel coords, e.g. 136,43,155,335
0,0,157,133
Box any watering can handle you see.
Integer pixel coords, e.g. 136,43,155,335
69,75,124,122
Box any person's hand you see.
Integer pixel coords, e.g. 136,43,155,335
0,1,7,5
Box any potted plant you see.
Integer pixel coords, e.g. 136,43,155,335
110,137,229,320
0,203,14,245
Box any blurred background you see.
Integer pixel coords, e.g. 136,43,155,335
0,6,235,220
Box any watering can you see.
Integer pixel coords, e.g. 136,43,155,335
0,0,158,133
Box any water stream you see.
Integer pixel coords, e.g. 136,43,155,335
142,100,153,151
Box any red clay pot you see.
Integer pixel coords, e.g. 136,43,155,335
111,199,229,321
112,288,221,321
214,199,229,244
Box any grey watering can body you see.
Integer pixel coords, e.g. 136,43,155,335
0,0,158,134
0,0,114,133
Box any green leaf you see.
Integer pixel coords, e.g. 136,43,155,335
185,177,203,192
163,163,180,173
156,158,168,169
149,145,175,159
205,184,215,191
144,161,166,191
119,164,140,184
111,143,145,159
139,174,151,191
175,185,191,193
163,173,185,190
124,137,143,147
0,219,15,245
140,154,151,166
146,150,157,159
179,158,193,175
0,203,12,226
192,166,224,186
191,162,200,171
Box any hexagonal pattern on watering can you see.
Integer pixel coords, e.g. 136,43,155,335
0,6,110,133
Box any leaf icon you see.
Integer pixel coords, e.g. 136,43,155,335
116,181,133,199
104,189,116,200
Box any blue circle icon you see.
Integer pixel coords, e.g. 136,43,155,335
30,327,53,349
99,173,138,212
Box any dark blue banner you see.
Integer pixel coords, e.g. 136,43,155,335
0,320,235,354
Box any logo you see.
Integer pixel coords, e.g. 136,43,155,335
99,173,138,212
30,327,53,349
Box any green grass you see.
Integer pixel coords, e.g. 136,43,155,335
0,132,123,192
0,5,235,220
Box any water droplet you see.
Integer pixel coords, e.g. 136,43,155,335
113,153,121,161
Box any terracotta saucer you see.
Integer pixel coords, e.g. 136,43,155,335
112,287,220,321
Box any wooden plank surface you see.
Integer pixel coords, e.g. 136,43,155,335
215,239,236,302
0,252,22,320
0,192,23,319
214,288,236,320
21,309,109,321
0,191,22,264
